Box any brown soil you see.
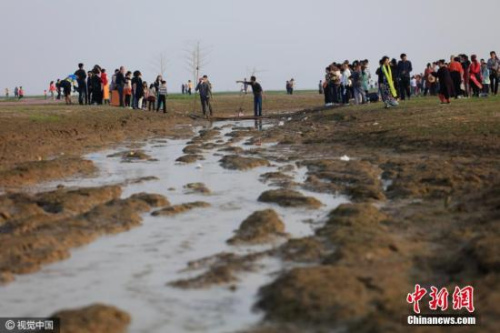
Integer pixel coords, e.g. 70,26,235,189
219,155,271,170
52,304,131,333
176,154,205,164
0,185,166,282
258,189,322,209
183,182,212,194
151,201,211,216
246,97,500,332
107,150,152,162
0,157,96,188
169,251,268,289
0,105,193,191
227,209,287,245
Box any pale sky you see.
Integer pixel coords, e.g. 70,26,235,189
1,0,499,94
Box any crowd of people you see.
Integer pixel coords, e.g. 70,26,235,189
8,51,497,116
181,81,193,95
3,86,24,100
322,59,373,107
322,51,500,108
52,64,169,112
40,64,263,118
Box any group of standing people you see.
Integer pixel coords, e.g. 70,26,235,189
422,52,500,103
181,81,193,95
323,51,500,109
4,87,24,100
323,59,373,106
73,63,110,106
70,64,169,112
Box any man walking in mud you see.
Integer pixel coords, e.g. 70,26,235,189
237,76,264,117
195,75,213,117
74,63,87,105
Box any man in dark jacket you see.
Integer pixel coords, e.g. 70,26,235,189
60,78,73,105
195,75,213,116
397,53,413,100
74,63,87,105
56,79,61,100
115,66,126,107
237,76,264,117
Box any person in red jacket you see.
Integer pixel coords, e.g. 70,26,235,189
101,69,110,105
469,54,483,97
448,56,464,98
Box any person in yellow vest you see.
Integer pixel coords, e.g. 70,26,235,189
187,80,193,95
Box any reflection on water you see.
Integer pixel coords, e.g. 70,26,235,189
0,120,348,333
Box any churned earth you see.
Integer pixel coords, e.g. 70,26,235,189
1,93,499,332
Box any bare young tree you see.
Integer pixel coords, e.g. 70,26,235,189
150,52,169,78
247,66,267,78
184,41,211,88
184,41,211,111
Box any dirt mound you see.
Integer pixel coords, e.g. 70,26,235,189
0,157,96,187
151,201,211,216
278,237,327,263
300,159,385,202
257,266,370,324
318,203,396,263
198,129,221,141
176,154,205,164
219,155,270,170
183,183,211,194
227,209,286,244
129,192,170,207
260,172,297,188
260,172,293,182
34,186,123,215
107,150,152,162
218,146,244,154
52,304,130,333
381,157,490,200
170,251,267,289
170,265,238,289
182,145,203,154
258,190,322,209
0,187,164,283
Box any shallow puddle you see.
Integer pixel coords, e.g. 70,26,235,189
0,120,348,333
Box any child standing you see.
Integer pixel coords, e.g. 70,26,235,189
481,60,490,96
124,71,132,108
49,81,56,100
157,80,167,113
410,76,417,96
148,84,156,111
142,82,149,110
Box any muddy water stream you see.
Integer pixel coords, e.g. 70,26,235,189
0,120,348,333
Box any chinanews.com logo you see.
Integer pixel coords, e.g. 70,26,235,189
405,284,477,326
